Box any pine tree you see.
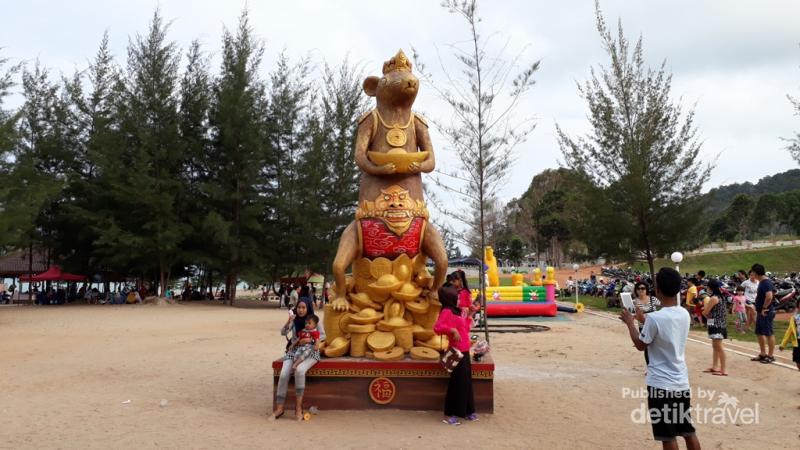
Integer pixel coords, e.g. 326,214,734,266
294,60,368,274
57,31,123,273
557,4,711,276
95,9,186,294
207,9,270,302
0,51,22,251
5,62,72,259
178,40,213,283
263,53,314,278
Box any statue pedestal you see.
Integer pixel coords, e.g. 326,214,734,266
271,355,494,413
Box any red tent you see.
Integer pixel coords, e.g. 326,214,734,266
18,265,86,282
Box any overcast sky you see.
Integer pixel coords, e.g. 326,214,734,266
2,0,799,207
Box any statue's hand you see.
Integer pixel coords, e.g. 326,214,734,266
376,163,396,175
408,162,421,173
426,289,440,305
331,297,350,312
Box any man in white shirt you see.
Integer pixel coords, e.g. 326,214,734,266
620,267,700,450
740,270,758,331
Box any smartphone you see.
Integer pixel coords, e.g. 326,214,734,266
620,292,635,312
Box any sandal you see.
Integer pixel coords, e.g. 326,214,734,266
750,354,766,362
467,413,479,421
442,416,461,426
760,356,774,364
268,409,285,421
711,371,729,376
702,368,720,373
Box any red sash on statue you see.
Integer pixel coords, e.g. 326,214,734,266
359,217,425,260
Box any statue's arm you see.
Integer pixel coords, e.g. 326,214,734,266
415,117,435,173
422,224,448,295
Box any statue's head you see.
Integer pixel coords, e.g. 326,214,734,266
363,49,419,107
375,185,414,235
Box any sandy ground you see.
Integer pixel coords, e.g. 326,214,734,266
1,300,797,450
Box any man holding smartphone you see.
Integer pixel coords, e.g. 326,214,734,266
620,268,700,450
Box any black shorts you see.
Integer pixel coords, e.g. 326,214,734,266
647,386,696,442
793,347,800,364
755,310,775,336
707,325,727,340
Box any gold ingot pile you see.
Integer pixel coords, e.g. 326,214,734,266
323,253,441,361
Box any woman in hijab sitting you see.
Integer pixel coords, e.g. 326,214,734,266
269,297,326,421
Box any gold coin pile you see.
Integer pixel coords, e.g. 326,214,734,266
322,253,443,360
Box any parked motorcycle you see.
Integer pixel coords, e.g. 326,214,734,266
773,282,798,313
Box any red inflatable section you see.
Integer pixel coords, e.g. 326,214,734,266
486,302,557,317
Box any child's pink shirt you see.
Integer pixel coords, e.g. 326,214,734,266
733,295,746,313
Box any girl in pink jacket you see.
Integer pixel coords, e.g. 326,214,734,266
434,286,477,425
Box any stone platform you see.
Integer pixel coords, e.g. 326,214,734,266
271,354,494,413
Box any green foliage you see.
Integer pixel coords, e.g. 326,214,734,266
0,8,374,296
706,190,800,242
288,60,368,275
101,9,187,293
205,9,271,299
634,246,800,276
55,31,123,273
0,51,23,250
557,5,711,274
3,62,71,253
705,169,800,214
750,193,780,237
777,190,800,234
725,194,755,240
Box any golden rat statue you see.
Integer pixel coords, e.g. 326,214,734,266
323,50,449,359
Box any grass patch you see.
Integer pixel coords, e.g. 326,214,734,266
577,295,622,312
632,246,800,275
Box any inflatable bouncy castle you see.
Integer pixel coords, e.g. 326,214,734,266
471,247,558,317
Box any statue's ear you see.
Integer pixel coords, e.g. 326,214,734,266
363,76,379,97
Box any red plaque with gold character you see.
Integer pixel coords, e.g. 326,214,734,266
368,377,396,405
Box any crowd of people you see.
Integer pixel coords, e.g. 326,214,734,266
274,283,327,310
619,262,800,449
0,282,166,305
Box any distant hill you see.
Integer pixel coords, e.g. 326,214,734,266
707,169,800,213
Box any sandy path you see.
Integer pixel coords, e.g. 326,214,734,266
0,302,796,449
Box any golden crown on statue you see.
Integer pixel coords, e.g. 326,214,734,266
382,49,413,74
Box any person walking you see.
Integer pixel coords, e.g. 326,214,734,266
750,264,776,364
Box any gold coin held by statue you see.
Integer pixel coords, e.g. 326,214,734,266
385,127,407,147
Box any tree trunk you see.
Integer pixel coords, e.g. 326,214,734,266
226,272,237,306
637,212,656,279
27,244,33,304
159,258,166,298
